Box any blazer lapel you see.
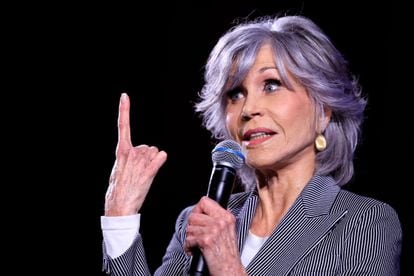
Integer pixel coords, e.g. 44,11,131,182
244,175,347,275
235,191,259,251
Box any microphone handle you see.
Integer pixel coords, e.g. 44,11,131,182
190,249,208,276
189,165,236,276
207,165,236,207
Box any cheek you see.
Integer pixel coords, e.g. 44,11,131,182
280,100,316,140
225,113,239,138
289,108,316,139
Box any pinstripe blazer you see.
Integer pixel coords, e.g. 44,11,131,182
103,175,402,275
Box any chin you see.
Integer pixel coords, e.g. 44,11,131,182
246,156,273,170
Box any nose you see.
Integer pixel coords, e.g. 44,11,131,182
241,94,263,121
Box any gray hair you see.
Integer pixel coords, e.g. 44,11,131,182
195,15,366,188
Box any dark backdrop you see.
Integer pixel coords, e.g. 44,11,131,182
69,1,412,275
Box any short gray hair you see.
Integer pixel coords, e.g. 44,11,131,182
195,15,366,188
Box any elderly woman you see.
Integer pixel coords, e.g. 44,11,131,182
102,15,401,275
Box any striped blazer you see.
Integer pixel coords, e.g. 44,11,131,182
103,175,402,275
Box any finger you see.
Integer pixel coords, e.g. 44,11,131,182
116,93,132,156
184,238,196,255
147,146,161,161
188,212,213,227
185,226,216,252
144,151,168,178
126,148,167,185
194,196,225,216
190,196,210,214
112,144,140,181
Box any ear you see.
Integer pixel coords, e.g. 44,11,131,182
320,107,332,132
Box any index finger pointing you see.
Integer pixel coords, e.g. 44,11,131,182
117,93,133,155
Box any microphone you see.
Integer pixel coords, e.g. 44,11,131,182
189,140,245,276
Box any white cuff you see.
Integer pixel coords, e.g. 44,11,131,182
101,214,141,258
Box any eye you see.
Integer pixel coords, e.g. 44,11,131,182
263,79,281,93
226,86,244,102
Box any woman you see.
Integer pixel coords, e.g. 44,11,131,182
102,15,401,275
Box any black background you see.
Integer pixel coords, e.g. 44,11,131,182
17,1,411,274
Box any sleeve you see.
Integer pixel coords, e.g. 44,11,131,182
103,233,151,275
102,214,151,276
154,206,193,276
102,207,194,276
339,202,402,275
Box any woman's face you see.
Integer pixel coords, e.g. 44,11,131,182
225,44,319,171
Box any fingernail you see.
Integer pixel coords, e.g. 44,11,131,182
121,93,127,102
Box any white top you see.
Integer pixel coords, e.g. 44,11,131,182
240,231,269,267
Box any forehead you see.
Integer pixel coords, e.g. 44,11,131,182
253,44,276,66
227,43,276,81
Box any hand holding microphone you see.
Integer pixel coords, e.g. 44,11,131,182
187,140,245,276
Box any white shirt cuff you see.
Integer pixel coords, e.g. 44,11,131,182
101,214,141,258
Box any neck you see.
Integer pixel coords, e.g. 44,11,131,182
250,162,314,237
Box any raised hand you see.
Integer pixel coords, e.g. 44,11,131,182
104,93,167,216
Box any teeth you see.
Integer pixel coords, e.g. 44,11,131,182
249,132,271,140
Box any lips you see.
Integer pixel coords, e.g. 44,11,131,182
242,128,276,146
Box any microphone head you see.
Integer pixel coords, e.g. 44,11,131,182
212,140,245,170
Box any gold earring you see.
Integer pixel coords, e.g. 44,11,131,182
315,134,327,151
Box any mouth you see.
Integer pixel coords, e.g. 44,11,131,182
242,128,277,147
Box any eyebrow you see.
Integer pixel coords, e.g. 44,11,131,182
258,66,278,73
227,66,279,85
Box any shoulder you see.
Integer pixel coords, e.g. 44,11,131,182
333,190,402,270
334,189,401,231
336,189,396,212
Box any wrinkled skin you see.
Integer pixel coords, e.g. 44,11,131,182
104,93,168,216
